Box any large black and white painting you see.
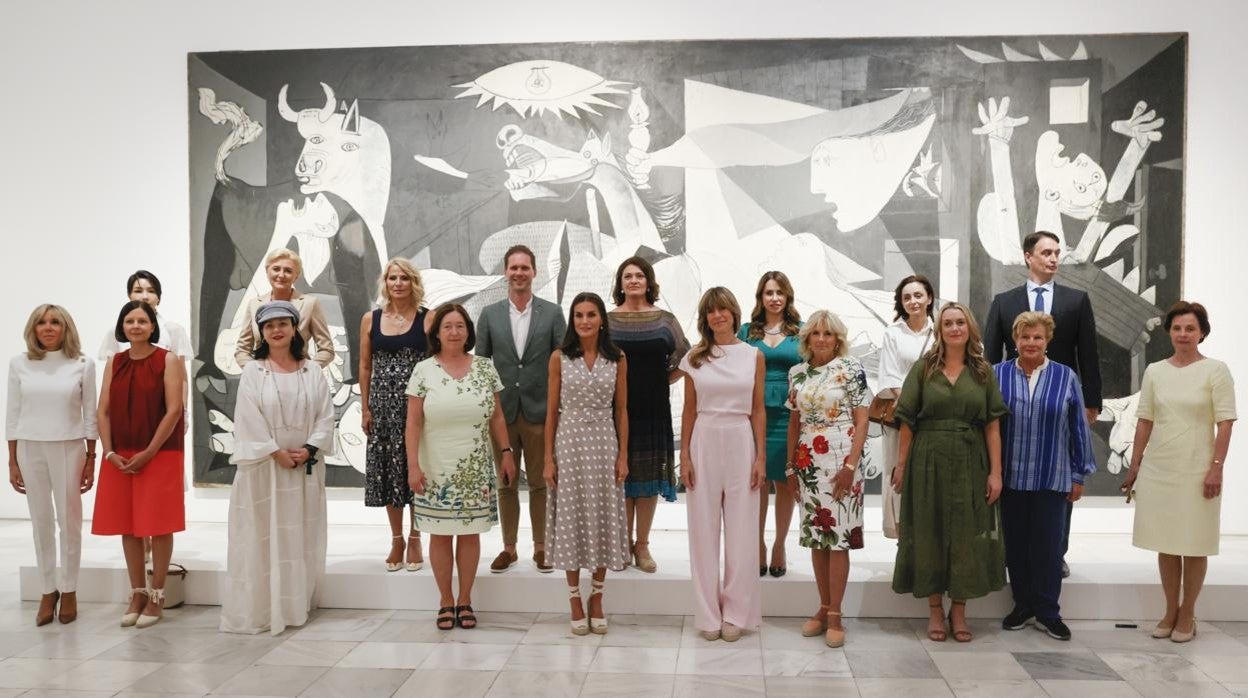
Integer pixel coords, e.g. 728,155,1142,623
188,34,1186,494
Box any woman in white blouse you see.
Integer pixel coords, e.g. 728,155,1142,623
6,304,97,625
877,276,934,539
220,301,335,635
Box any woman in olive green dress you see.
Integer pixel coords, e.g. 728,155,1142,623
890,302,1008,643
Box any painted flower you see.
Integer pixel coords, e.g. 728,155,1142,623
812,435,829,455
814,507,837,533
795,443,812,469
848,527,864,548
825,404,841,421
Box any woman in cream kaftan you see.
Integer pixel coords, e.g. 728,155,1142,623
220,360,335,635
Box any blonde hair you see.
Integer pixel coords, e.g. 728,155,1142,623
376,257,426,310
924,302,992,383
686,287,741,369
265,247,303,277
1011,311,1055,342
23,304,82,360
796,309,849,360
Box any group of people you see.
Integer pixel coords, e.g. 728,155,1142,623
6,231,1235,648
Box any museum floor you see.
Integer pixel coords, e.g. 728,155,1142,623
3,519,1248,697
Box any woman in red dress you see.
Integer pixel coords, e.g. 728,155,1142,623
94,300,184,628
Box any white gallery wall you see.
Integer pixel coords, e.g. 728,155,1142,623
1,0,1245,534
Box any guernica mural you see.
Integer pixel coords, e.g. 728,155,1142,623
188,34,1186,495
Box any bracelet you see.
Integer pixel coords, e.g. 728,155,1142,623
784,467,796,478
843,460,859,472
104,451,116,462
500,447,514,454
1212,459,1223,465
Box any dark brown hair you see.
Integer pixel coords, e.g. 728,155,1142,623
427,304,476,354
745,271,801,340
1023,230,1060,255
1164,301,1211,343
891,274,935,322
611,256,660,306
113,300,161,345
503,244,536,271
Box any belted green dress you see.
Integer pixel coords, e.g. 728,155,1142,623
891,361,1009,600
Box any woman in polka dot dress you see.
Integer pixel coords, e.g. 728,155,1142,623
543,292,630,636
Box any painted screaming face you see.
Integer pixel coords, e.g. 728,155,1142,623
1036,131,1108,219
35,310,65,351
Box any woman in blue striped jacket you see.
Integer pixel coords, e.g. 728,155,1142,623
993,311,1096,642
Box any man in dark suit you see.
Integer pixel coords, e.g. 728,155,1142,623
984,230,1101,579
476,245,566,574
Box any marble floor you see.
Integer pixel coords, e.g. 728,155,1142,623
5,520,1248,697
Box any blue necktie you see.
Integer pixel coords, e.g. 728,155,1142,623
1033,287,1047,313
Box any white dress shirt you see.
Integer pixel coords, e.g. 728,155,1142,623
509,297,533,358
1024,279,1055,315
97,311,193,361
877,319,935,392
6,350,98,441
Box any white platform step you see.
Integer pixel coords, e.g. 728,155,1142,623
15,518,1248,621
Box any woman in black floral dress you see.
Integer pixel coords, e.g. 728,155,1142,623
359,258,428,572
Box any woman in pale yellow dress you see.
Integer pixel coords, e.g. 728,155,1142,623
1122,302,1235,643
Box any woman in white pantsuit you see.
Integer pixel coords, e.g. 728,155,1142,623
679,287,767,642
220,301,335,636
7,304,97,626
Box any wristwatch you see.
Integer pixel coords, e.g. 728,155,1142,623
501,447,514,454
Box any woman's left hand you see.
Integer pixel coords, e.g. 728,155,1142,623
1204,464,1223,499
125,449,154,473
749,458,766,490
615,454,629,486
286,447,310,467
500,451,517,487
831,466,854,500
986,472,1002,505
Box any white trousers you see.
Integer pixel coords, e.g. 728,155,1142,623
17,440,85,594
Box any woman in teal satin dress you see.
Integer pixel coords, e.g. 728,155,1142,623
738,271,802,577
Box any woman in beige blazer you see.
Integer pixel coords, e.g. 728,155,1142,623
234,248,336,369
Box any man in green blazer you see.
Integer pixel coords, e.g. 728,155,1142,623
476,245,566,573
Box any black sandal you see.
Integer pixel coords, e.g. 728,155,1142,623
436,606,456,630
455,604,477,629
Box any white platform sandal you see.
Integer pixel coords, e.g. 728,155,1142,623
589,579,608,635
385,535,404,572
120,588,148,627
568,585,589,636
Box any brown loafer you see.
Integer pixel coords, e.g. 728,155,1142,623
490,550,518,573
534,550,554,573
36,591,59,627
58,591,77,624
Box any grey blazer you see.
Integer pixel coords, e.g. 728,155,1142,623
475,297,566,424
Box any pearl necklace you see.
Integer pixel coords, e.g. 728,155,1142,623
763,323,784,336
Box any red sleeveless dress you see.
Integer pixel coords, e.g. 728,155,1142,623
92,347,185,536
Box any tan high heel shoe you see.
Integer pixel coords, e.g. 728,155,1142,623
135,588,165,629
632,542,657,574
568,585,589,636
1170,617,1198,643
386,534,404,572
121,588,148,627
589,579,608,635
801,604,829,637
824,610,846,648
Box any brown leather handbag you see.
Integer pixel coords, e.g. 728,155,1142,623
868,395,898,428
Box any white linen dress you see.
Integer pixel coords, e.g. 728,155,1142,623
220,360,335,635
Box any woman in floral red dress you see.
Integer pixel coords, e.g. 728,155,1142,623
785,310,870,647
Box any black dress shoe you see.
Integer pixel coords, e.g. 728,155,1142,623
1061,560,1070,578
1037,617,1072,641
759,566,767,577
1002,607,1034,630
768,566,786,578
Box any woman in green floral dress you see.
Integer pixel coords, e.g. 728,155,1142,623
784,310,870,648
890,302,1008,643
406,304,517,630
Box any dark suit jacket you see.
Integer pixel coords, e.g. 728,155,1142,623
475,297,566,424
984,283,1102,409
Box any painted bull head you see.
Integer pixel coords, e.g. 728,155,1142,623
277,81,392,264
497,124,613,201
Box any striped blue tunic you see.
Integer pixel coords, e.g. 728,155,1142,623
994,359,1097,492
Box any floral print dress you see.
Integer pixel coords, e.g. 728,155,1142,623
786,356,871,550
404,355,503,535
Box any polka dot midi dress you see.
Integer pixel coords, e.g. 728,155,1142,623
546,352,630,571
